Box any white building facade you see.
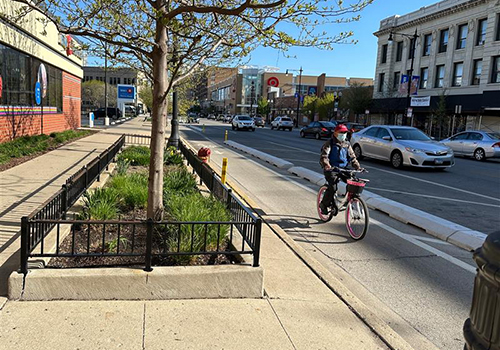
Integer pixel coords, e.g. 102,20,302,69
372,0,500,135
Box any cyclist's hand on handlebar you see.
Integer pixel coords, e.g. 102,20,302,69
359,168,368,173
324,164,331,171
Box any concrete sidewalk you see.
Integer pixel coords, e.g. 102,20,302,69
0,117,151,297
0,221,391,350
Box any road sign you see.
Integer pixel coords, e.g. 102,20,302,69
35,82,41,105
407,107,413,117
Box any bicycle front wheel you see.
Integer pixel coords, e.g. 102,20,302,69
345,197,369,240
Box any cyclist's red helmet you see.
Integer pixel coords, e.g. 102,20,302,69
334,124,349,133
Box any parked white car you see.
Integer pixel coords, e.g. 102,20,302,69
271,116,294,131
232,115,255,131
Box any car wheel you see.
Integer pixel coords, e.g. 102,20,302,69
232,125,235,130
315,133,321,140
391,151,403,169
289,128,293,131
474,148,486,161
353,144,363,160
300,131,305,138
252,128,255,132
271,125,275,130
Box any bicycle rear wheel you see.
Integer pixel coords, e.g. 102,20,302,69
317,186,334,222
345,197,369,240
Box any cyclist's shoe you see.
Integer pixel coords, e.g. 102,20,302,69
319,203,329,215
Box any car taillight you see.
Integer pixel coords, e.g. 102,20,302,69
493,142,500,147
321,128,327,132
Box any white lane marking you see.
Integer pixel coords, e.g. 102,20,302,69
371,218,476,274
187,126,203,132
411,235,450,245
370,187,500,208
269,140,500,203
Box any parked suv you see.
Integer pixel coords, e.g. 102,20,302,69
271,116,293,131
232,115,255,131
92,107,122,120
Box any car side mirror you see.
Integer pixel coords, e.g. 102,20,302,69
382,136,392,141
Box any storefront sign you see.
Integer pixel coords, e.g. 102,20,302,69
35,82,41,105
38,64,47,98
411,96,431,107
267,77,279,87
118,85,135,99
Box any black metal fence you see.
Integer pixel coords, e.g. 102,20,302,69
20,135,261,273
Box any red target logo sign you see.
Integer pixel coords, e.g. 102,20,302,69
267,77,280,87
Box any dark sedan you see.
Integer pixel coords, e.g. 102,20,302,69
300,121,337,140
253,117,265,127
92,107,122,120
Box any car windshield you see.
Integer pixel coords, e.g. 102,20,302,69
320,122,336,128
238,116,252,120
391,128,431,141
282,118,292,122
487,133,500,140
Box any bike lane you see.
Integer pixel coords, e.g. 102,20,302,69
180,125,475,350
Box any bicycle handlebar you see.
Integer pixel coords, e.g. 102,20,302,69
325,167,368,174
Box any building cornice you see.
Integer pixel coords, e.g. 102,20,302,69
373,0,487,37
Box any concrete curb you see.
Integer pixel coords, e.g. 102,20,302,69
223,141,487,251
224,140,293,170
8,265,264,301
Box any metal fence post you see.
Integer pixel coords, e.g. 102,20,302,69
226,189,232,210
61,184,68,220
97,155,101,182
144,219,154,272
20,217,29,275
253,219,262,267
84,165,88,187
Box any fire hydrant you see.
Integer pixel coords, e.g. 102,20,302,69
198,147,211,163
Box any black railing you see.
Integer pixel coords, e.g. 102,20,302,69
20,135,125,274
20,135,261,273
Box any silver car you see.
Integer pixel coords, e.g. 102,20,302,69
441,131,500,161
232,115,255,131
271,116,294,131
350,126,454,169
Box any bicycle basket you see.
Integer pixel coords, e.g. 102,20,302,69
346,179,365,195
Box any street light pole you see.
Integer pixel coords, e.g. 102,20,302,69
249,81,255,117
104,42,108,120
167,89,179,148
296,67,303,128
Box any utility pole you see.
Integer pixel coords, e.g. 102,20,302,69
296,67,303,127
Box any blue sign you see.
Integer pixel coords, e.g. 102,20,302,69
307,86,317,95
35,82,41,105
118,85,135,99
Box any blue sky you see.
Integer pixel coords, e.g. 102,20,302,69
247,0,439,79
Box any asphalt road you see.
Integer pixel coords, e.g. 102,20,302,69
180,123,476,350
189,120,500,235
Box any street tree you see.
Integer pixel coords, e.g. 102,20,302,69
433,90,448,140
339,82,372,117
9,0,373,219
302,95,318,119
139,84,153,112
317,93,335,120
82,80,117,109
257,97,270,117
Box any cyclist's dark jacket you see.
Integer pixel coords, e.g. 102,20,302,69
320,136,360,170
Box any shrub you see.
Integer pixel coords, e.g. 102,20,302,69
161,193,231,263
117,146,150,166
108,172,148,210
164,146,184,166
106,237,129,253
81,187,119,220
163,167,197,202
116,158,130,175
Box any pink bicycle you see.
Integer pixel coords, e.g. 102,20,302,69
317,168,370,240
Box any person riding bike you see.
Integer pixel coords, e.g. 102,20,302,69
319,124,362,215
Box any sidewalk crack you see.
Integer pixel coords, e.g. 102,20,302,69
266,297,297,350
142,302,147,350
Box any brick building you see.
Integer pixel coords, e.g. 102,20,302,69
0,0,83,142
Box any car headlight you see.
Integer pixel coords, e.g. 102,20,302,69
405,147,425,154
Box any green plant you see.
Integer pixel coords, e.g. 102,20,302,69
108,172,149,210
162,193,231,263
117,146,150,166
116,158,130,175
163,167,197,202
81,187,120,220
105,237,129,253
164,146,184,166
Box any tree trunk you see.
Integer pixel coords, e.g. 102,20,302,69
147,18,168,220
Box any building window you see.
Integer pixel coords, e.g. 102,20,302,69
381,44,388,64
477,19,487,46
420,68,428,89
456,24,468,49
393,72,400,89
422,34,432,56
492,56,500,83
497,14,500,41
408,38,416,60
439,29,449,53
472,59,482,85
396,41,403,61
378,73,385,92
435,65,445,88
453,62,463,87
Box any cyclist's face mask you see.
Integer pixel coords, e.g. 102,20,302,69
337,133,347,142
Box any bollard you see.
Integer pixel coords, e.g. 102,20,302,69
463,230,500,350
221,158,228,184
104,116,110,126
202,124,205,133
89,112,94,128
225,130,228,141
